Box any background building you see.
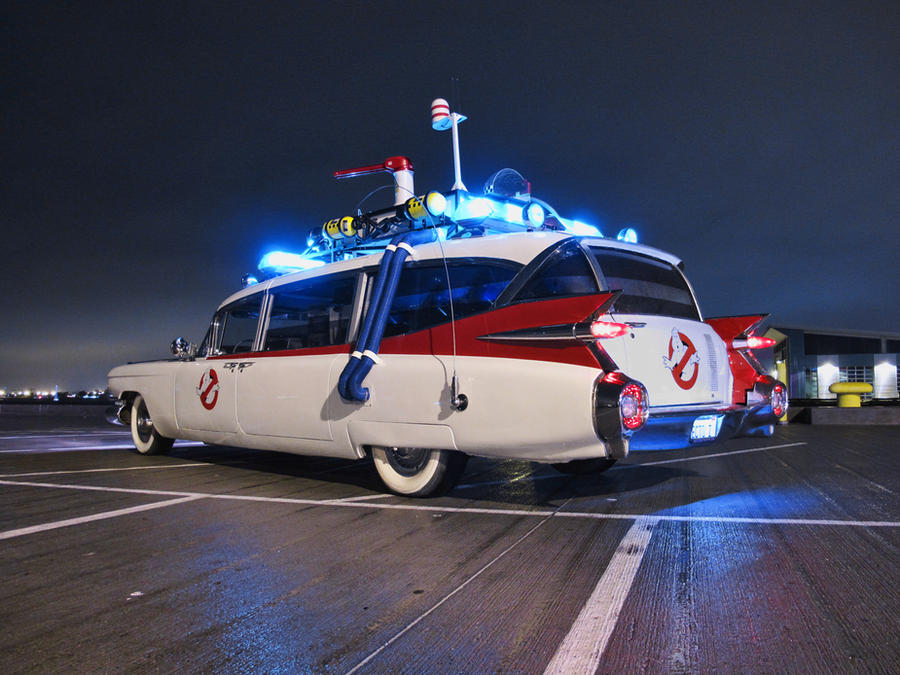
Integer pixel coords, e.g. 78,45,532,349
769,326,900,402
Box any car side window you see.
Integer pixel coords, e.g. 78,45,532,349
263,274,357,350
590,247,700,320
383,260,520,337
513,241,599,302
217,294,264,355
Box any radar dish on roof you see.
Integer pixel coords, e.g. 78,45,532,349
483,168,531,201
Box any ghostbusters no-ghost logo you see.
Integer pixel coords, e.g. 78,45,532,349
197,368,220,410
662,328,699,390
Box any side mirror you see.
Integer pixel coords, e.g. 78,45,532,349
171,337,197,360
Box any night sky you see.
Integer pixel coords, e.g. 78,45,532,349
3,2,898,391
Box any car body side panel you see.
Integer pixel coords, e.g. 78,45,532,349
431,355,606,462
173,360,239,433
235,353,339,441
107,363,179,439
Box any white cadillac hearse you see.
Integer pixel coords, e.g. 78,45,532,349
109,101,786,496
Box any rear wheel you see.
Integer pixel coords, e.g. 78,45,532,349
371,446,468,497
130,394,174,455
552,457,617,475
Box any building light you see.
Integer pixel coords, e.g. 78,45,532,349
817,361,839,399
874,359,898,399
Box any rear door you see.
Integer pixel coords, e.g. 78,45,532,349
235,271,361,441
588,246,730,408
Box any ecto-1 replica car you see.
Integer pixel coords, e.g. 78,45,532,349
109,100,787,496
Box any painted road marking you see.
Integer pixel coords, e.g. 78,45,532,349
0,496,202,540
543,517,657,674
454,442,808,489
326,493,394,503
0,463,205,478
0,431,127,440
0,441,206,454
0,479,897,528
345,500,571,675
634,442,806,467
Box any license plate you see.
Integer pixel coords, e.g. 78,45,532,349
690,414,723,441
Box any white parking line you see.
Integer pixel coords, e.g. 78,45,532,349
543,517,657,674
0,441,206,454
345,500,571,675
326,493,394,503
1,479,897,528
454,442,809,489
0,463,204,478
0,496,202,540
0,431,126,440
633,442,806,467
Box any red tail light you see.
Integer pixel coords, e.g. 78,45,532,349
591,320,629,339
731,336,776,350
771,383,787,417
602,370,629,385
747,336,776,349
620,382,649,430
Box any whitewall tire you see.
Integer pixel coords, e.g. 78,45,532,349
130,394,174,456
371,447,467,497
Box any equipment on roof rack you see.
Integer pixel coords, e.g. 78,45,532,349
253,99,630,278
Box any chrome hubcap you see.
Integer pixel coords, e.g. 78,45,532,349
385,447,429,477
135,401,153,443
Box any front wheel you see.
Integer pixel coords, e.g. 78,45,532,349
130,394,174,455
371,447,468,497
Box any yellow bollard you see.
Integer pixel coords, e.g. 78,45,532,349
828,381,873,408
776,360,788,422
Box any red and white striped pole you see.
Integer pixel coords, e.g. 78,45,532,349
431,98,467,191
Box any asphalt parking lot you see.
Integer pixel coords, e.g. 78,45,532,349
1,416,898,674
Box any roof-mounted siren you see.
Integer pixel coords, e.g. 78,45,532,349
333,156,415,207
483,168,546,228
431,98,467,191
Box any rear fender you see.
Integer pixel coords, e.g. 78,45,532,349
705,314,768,405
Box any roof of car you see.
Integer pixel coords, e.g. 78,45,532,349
218,231,684,309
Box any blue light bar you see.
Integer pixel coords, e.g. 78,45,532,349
258,250,326,274
526,202,545,227
451,195,493,220
617,227,639,243
560,218,603,236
